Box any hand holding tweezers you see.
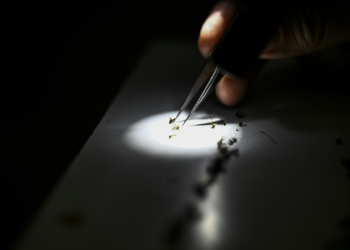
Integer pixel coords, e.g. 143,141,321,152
172,1,286,126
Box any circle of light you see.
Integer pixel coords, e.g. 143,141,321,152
123,111,241,158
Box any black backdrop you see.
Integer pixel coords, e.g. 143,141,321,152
0,1,215,248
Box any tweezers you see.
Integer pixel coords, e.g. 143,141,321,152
172,58,221,126
172,5,283,126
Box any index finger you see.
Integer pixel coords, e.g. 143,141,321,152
198,0,238,58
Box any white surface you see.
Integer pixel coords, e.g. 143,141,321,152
16,40,350,250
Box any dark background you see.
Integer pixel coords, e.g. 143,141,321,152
1,1,215,248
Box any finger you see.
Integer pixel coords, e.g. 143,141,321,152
260,1,350,59
215,75,250,106
259,22,307,59
215,60,266,106
198,0,238,58
259,29,285,59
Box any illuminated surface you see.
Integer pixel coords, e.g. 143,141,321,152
124,111,242,158
195,184,223,249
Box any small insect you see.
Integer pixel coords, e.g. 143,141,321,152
172,124,180,130
169,117,175,124
239,122,247,127
236,111,245,119
213,114,226,126
210,122,216,129
236,128,239,131
218,119,226,126
228,138,237,145
169,134,176,139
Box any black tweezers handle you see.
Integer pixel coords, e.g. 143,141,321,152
211,0,287,78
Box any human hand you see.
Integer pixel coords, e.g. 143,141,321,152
198,0,350,106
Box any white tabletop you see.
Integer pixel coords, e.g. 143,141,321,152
15,39,350,250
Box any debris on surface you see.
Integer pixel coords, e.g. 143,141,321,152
342,158,350,169
228,138,237,145
336,138,344,145
218,118,226,126
165,202,201,247
193,183,208,199
260,130,277,145
239,122,247,127
165,113,243,247
207,158,224,177
217,138,239,158
217,139,228,154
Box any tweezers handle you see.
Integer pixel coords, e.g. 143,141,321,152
211,1,286,78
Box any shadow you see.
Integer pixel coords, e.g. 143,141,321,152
205,44,350,135
325,215,350,250
190,120,226,127
164,203,201,249
325,137,350,249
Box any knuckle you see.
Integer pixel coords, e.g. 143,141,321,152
294,4,328,52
